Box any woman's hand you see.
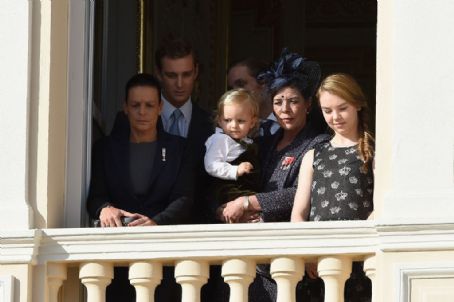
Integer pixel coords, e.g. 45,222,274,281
220,196,245,223
239,211,262,223
99,206,134,227
216,195,262,223
127,213,157,226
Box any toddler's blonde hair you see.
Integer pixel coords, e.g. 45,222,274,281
216,88,259,128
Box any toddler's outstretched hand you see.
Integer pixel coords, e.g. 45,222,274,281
237,162,254,177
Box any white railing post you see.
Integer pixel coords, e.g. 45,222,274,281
47,263,67,302
175,260,209,302
270,257,304,302
318,256,351,302
222,258,256,302
129,261,163,302
363,255,376,302
79,262,113,302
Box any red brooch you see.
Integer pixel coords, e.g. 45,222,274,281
281,156,295,170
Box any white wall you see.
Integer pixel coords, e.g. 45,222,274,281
0,0,33,229
377,0,454,222
65,0,91,228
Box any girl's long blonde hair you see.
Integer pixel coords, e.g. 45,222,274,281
317,73,374,170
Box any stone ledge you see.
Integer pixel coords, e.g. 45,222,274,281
2,221,454,265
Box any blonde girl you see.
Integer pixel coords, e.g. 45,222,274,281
291,74,374,302
291,73,374,223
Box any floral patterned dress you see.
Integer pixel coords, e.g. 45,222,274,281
309,141,374,302
310,142,373,221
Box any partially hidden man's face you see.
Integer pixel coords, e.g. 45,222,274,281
227,65,262,95
157,54,198,108
124,86,162,135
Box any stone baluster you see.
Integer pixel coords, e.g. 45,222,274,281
363,255,376,302
47,263,67,302
175,260,209,302
318,256,351,302
79,262,113,302
222,258,256,302
129,261,163,302
270,257,304,302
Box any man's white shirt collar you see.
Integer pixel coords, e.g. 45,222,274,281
266,113,277,122
161,94,193,123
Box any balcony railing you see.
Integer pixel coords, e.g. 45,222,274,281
8,220,454,301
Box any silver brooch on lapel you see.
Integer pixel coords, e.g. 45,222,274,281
162,148,166,162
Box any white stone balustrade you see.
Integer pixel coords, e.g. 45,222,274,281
222,258,256,302
1,221,398,302
175,260,209,302
363,255,376,302
79,262,113,302
129,261,163,302
70,256,371,301
270,257,304,302
47,263,67,302
318,256,352,302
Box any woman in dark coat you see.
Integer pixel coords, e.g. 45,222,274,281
87,73,194,302
87,73,193,226
217,49,328,301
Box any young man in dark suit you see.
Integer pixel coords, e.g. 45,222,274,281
153,36,215,302
155,37,214,224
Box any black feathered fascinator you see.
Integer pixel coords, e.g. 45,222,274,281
257,48,321,100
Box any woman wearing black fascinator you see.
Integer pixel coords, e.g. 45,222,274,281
216,49,329,301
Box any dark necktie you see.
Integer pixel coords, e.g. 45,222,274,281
169,109,183,136
260,119,274,137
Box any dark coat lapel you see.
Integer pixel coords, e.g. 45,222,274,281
261,124,318,185
187,104,200,140
187,103,213,141
109,137,136,198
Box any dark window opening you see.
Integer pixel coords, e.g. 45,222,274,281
92,0,377,137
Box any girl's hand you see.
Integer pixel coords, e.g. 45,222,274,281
237,162,254,177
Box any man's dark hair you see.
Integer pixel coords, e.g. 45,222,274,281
228,58,269,79
125,73,161,102
155,35,197,71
